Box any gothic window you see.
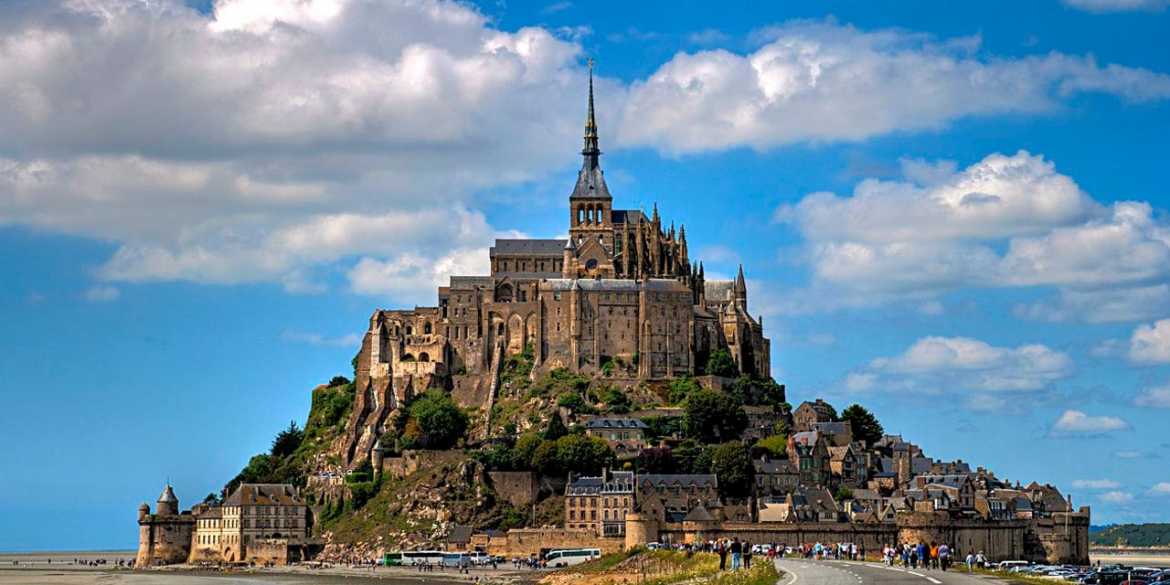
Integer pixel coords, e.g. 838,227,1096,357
423,321,432,334
577,206,584,225
405,325,413,336
419,352,430,362
585,258,598,270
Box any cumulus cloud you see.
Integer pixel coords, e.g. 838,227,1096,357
775,151,1170,319
1072,479,1122,489
1100,490,1135,504
618,22,1170,154
849,336,1073,399
1134,382,1170,408
1052,409,1130,434
3,5,1170,302
1129,319,1170,364
1064,0,1170,12
0,0,591,298
1149,482,1170,495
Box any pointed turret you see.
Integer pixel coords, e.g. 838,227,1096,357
570,59,610,200
735,264,748,310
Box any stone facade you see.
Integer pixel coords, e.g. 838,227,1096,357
342,65,771,467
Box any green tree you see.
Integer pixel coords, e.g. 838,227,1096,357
595,385,631,413
668,377,701,404
408,391,469,449
514,433,544,467
530,440,560,475
270,420,305,458
554,435,615,475
835,486,854,502
709,441,754,498
329,375,351,387
841,404,883,446
753,434,788,458
705,349,739,378
544,413,569,441
636,447,675,473
683,389,748,443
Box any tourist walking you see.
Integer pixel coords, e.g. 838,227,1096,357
730,538,742,570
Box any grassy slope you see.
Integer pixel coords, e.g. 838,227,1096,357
1090,524,1170,547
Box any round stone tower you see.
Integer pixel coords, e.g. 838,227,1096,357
156,484,179,516
624,512,658,550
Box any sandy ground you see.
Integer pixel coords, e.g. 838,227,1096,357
0,551,536,585
1089,552,1170,568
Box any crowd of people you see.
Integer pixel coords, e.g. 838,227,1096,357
879,542,987,572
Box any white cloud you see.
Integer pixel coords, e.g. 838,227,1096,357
1115,450,1144,459
851,336,1073,396
1072,479,1122,489
1052,409,1130,434
0,0,590,298
1149,482,1170,495
83,285,120,302
1100,490,1135,504
1064,0,1170,12
618,22,1170,154
348,245,491,305
280,330,361,347
775,151,1170,319
1129,319,1170,364
1134,383,1170,408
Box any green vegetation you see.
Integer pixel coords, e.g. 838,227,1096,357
642,415,683,442
705,349,739,377
753,433,788,458
270,421,304,458
593,384,632,413
544,413,568,440
501,343,535,393
841,404,884,446
529,367,590,398
727,375,787,407
708,441,754,498
667,376,701,404
1090,523,1170,547
475,422,615,476
683,389,748,443
399,390,469,450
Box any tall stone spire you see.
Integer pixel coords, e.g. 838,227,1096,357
582,58,600,168
570,58,610,200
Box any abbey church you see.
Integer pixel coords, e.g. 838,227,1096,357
343,67,771,463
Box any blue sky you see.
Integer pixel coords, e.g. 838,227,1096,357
2,0,1170,551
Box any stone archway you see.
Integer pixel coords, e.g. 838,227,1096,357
508,313,525,354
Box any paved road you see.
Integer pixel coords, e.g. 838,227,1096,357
776,558,998,585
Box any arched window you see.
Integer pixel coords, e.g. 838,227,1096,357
418,352,430,362
423,321,432,334
495,283,513,302
405,325,413,336
577,205,584,225
402,353,415,362
597,206,604,225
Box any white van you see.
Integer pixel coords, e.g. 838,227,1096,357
545,548,601,567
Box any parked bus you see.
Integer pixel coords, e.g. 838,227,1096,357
381,552,403,566
400,550,445,566
442,552,468,568
544,548,601,567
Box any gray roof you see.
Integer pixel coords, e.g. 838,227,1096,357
158,485,178,504
754,458,795,474
567,471,635,495
813,421,851,436
611,209,645,225
224,483,304,507
585,417,648,429
544,278,689,292
491,239,567,256
570,162,611,200
704,280,734,301
638,474,717,489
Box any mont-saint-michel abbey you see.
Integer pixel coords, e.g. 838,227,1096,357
134,71,1092,571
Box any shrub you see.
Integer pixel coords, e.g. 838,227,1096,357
704,349,738,378
668,376,701,404
406,391,468,449
753,434,788,459
683,389,747,443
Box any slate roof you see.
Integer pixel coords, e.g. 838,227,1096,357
813,421,851,436
754,458,795,474
544,278,689,292
585,417,649,429
704,280,734,301
567,471,635,495
570,161,612,200
158,484,178,504
224,483,304,507
490,239,568,256
611,209,646,225
638,474,717,489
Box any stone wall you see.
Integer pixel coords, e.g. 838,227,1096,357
488,471,539,509
493,527,623,557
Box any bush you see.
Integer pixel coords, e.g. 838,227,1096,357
406,391,468,449
705,349,738,378
668,377,701,405
753,434,788,459
544,413,569,441
594,385,631,413
708,441,754,498
683,389,748,443
329,375,351,387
